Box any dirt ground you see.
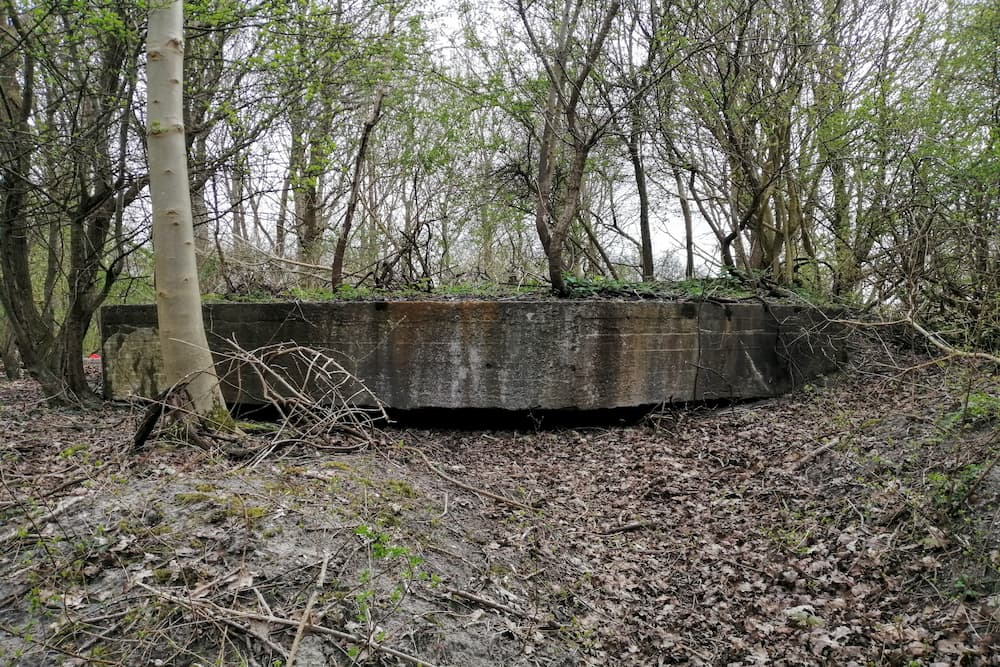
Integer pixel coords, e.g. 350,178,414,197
1,348,1000,666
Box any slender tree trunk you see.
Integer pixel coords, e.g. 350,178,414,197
0,19,62,393
190,182,213,260
332,87,385,288
578,212,619,280
627,106,654,281
276,171,290,257
147,0,226,421
230,157,248,250
533,85,558,257
672,166,695,279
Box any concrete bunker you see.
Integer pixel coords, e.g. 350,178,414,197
100,300,847,412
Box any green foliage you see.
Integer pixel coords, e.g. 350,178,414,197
58,443,89,459
941,392,1000,431
670,277,758,299
926,463,985,512
205,281,551,303
354,524,412,561
350,522,434,636
562,274,648,297
559,274,827,303
284,285,340,301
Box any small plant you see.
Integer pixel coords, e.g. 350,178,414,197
350,523,433,646
951,574,988,601
955,392,1000,426
58,443,88,459
926,464,983,511
384,479,417,499
173,491,215,505
355,524,411,561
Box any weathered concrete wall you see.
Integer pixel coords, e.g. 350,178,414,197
100,301,846,410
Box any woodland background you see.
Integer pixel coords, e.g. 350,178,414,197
0,0,998,399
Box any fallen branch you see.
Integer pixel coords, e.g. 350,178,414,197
132,384,183,453
0,475,87,513
218,615,290,661
131,340,389,461
906,316,1000,365
130,381,224,453
785,436,842,472
396,444,539,512
216,340,388,461
828,313,1000,366
135,580,439,667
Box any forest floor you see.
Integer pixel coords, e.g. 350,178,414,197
1,348,1000,666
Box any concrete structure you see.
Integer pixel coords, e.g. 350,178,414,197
100,300,847,410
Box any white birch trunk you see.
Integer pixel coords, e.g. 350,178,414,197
147,0,226,420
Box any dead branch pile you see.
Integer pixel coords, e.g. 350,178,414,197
134,341,388,459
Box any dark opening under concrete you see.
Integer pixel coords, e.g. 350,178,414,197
100,300,847,411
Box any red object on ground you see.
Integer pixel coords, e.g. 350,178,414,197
88,353,101,359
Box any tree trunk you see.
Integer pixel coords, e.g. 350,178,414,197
0,2,139,403
671,166,695,279
0,20,62,394
190,181,213,261
0,313,19,380
332,87,386,288
518,0,622,295
627,106,654,281
276,171,291,257
147,0,227,421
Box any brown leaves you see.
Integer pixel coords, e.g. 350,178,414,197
3,355,1000,664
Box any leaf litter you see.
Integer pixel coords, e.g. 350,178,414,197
1,350,999,665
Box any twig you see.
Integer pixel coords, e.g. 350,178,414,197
830,313,1000,366
396,445,539,512
435,492,449,520
215,340,387,462
445,586,557,629
75,618,126,655
0,475,88,513
906,316,1000,365
599,519,661,535
288,552,330,667
217,616,290,661
132,386,174,453
954,430,1000,507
